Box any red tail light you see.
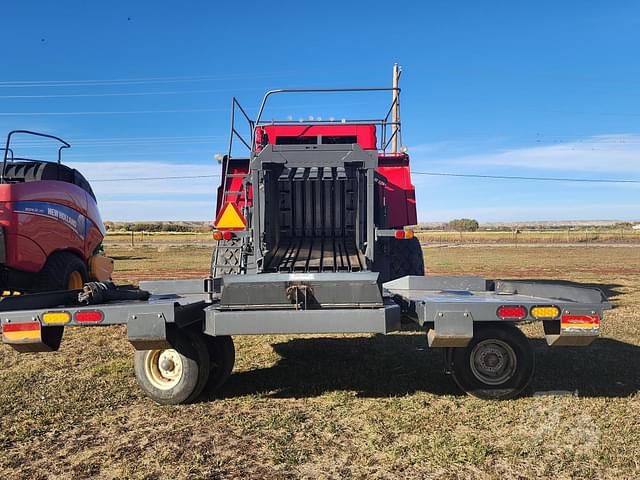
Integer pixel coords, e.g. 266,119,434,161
74,310,104,323
497,305,527,320
394,230,405,239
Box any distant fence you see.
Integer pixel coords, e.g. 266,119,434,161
105,231,213,246
104,229,640,246
414,229,640,244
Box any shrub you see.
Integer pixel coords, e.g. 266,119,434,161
447,218,480,232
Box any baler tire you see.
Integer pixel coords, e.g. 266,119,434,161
36,251,88,291
448,324,535,400
205,335,235,392
388,237,425,282
134,328,210,405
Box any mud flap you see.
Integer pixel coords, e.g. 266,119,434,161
127,312,171,350
427,310,474,347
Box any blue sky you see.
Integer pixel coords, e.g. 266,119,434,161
1,1,638,222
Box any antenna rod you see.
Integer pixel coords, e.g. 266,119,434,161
391,63,402,153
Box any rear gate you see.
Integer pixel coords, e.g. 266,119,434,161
264,166,366,273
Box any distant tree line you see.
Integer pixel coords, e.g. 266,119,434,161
103,221,211,233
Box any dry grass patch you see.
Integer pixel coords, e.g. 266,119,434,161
0,245,638,478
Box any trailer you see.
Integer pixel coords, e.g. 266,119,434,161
0,69,610,404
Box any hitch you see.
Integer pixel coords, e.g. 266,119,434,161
286,284,315,309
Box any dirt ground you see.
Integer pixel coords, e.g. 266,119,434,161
0,244,638,479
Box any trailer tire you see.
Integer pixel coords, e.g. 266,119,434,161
449,324,534,400
36,251,88,291
205,335,235,392
134,328,210,405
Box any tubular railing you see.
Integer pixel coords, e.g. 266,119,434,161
1,130,71,183
252,88,402,155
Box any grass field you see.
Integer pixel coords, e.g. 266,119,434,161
1,244,639,479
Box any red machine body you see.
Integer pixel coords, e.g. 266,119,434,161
0,130,107,292
0,180,104,275
216,124,417,229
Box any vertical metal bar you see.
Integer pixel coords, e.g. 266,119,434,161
252,169,262,270
304,237,313,271
305,171,313,237
365,169,375,263
1,134,10,184
391,64,401,154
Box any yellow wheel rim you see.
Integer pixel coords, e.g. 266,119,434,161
68,271,84,289
144,349,183,390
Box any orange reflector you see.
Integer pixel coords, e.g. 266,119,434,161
213,230,234,241
405,229,415,239
497,305,527,320
2,321,41,343
75,310,104,323
214,202,246,231
531,306,560,319
42,311,71,325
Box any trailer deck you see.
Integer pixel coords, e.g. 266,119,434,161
1,273,609,344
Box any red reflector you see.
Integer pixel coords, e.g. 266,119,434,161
497,305,527,320
222,231,233,241
394,230,405,239
2,321,40,332
74,310,104,323
561,314,600,326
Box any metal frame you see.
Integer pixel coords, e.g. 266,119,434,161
222,88,403,158
0,274,609,351
249,143,378,271
215,88,403,277
1,130,71,183
253,88,402,154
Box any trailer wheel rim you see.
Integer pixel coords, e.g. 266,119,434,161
469,339,517,386
144,349,183,390
68,271,84,289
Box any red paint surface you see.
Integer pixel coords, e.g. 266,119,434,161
377,153,417,227
0,180,104,273
259,124,377,150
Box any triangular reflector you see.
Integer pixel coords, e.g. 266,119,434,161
214,202,246,230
